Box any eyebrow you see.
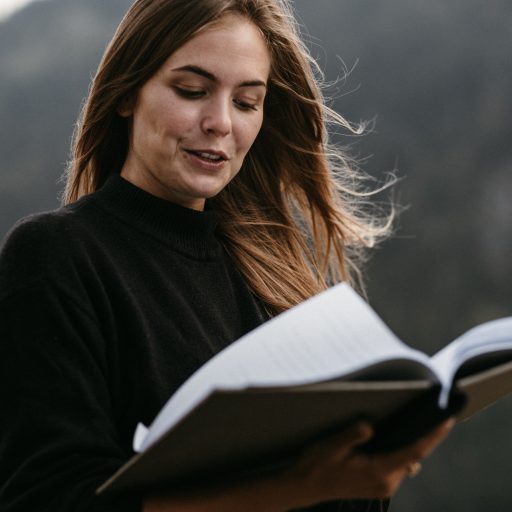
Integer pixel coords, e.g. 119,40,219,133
171,65,267,89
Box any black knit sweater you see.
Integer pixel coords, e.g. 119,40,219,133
0,175,386,512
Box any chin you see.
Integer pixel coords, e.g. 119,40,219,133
191,178,232,200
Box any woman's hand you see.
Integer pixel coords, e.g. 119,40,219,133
281,418,455,508
144,418,454,512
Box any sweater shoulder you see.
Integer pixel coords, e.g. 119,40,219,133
0,200,98,298
3,206,76,242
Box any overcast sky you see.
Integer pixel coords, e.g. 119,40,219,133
0,0,46,21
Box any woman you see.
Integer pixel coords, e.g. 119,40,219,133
0,0,453,511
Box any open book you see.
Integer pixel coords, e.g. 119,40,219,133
98,283,512,494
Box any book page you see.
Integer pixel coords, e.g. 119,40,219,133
431,317,512,406
139,283,432,451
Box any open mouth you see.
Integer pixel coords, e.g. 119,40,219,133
184,150,227,162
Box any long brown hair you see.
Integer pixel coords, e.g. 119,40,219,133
64,0,391,314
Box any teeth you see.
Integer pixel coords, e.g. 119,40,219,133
197,152,222,161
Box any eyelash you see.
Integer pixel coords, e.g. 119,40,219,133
173,87,258,112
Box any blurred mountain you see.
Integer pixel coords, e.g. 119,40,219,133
0,1,511,511
0,0,131,232
296,0,512,346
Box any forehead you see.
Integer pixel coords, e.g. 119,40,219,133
159,14,271,82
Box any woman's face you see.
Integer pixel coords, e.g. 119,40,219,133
119,14,271,211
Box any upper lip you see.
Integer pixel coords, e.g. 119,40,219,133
184,148,229,160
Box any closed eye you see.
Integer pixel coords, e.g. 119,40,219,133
173,87,205,99
235,99,258,112
174,86,260,112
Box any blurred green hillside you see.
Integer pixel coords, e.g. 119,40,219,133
0,1,511,510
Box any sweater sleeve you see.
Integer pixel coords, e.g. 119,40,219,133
0,281,142,512
0,217,142,512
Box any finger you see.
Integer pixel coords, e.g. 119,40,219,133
374,418,455,469
330,421,375,452
326,421,375,461
407,417,455,459
303,421,375,463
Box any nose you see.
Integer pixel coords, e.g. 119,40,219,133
200,96,232,137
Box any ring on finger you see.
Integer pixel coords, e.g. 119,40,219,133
406,461,422,478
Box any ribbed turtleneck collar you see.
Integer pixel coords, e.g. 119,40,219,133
92,174,222,260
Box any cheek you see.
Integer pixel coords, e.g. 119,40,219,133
131,102,163,149
236,115,264,155
166,102,199,136
135,93,198,144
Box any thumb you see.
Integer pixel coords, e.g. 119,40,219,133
311,421,374,460
336,421,375,451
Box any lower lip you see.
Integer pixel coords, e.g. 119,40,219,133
183,150,227,171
